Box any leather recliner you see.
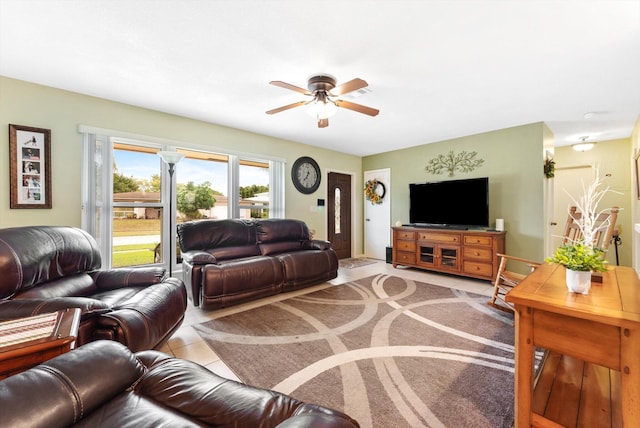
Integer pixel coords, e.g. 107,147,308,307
0,340,360,428
0,225,187,352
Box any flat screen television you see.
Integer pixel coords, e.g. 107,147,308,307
409,177,489,229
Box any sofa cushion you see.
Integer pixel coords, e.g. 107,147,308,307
0,226,101,299
11,273,98,299
277,250,339,290
0,297,111,320
201,257,284,309
259,240,304,256
178,219,256,252
208,245,260,261
256,219,309,243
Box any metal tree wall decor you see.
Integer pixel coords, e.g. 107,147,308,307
425,150,484,177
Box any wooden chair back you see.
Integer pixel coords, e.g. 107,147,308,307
489,206,619,314
561,206,619,250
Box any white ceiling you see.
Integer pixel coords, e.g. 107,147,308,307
1,0,639,157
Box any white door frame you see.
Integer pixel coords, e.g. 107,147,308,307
364,168,391,260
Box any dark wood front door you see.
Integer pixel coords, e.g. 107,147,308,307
328,172,351,259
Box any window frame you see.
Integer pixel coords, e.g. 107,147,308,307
80,125,285,272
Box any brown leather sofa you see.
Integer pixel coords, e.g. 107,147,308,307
0,340,360,428
0,226,187,352
178,218,338,309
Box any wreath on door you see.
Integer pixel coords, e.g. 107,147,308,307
364,179,386,205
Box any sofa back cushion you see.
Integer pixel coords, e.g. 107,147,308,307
256,219,310,243
207,245,261,261
256,219,310,255
259,241,304,256
178,219,259,260
0,226,102,299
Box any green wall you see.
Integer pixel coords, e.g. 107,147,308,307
363,123,547,263
0,76,362,245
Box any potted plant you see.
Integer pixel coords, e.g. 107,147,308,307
545,168,619,294
546,243,607,294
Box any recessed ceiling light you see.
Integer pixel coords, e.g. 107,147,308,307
583,112,595,119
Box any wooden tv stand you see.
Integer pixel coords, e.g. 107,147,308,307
392,226,505,281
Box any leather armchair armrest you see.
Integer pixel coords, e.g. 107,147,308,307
0,297,111,321
90,267,166,291
181,250,217,265
303,240,332,251
95,278,187,352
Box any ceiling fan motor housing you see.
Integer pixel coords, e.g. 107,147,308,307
307,74,336,93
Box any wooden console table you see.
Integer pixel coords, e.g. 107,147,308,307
0,308,81,379
506,264,640,427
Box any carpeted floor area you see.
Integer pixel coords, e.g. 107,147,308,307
194,274,519,428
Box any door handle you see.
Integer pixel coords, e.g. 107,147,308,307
366,218,370,221
550,222,557,226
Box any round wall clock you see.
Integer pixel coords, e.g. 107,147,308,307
292,156,321,194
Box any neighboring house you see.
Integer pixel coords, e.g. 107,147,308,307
199,193,269,219
113,191,160,219
113,192,267,221
241,192,269,219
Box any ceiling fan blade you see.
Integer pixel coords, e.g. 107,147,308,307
266,101,308,115
332,78,368,96
269,81,311,95
318,118,329,128
334,99,380,117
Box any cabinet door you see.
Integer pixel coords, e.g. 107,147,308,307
438,245,459,271
418,244,436,267
418,244,460,270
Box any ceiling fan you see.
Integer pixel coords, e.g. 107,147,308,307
266,74,379,128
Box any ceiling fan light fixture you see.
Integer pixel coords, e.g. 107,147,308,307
267,74,377,128
307,97,337,120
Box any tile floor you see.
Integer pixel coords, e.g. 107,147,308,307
158,260,495,382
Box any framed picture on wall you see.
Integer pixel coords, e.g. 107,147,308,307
9,124,52,209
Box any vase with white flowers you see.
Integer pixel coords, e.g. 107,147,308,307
545,169,620,294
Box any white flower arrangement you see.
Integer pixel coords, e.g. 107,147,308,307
563,168,621,248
